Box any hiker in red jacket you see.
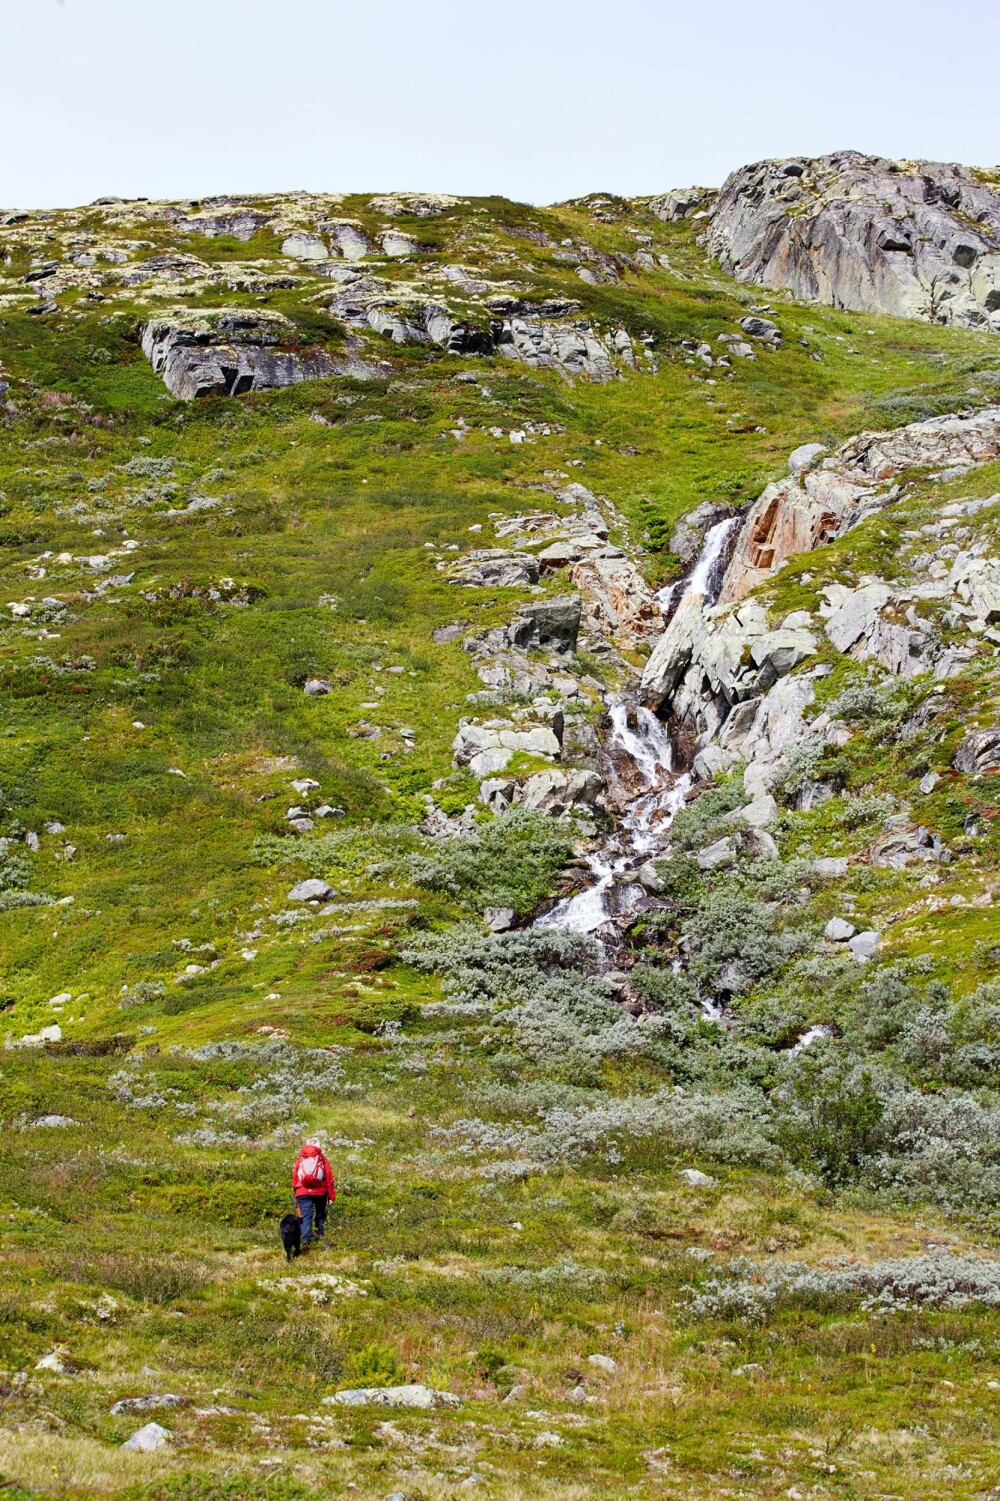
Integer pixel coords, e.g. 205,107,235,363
292,1141,335,1248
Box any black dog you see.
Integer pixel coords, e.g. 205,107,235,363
280,1213,302,1262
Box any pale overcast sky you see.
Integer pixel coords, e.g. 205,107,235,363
3,0,997,208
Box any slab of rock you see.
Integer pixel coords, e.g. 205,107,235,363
29,1115,77,1129
509,596,581,653
324,1384,460,1410
587,1353,620,1374
281,231,328,261
824,917,857,942
716,409,1000,607
288,879,335,903
696,836,737,871
142,310,339,400
814,856,849,878
122,1422,173,1451
730,793,778,829
483,907,515,932
450,550,541,589
707,151,1000,332
788,443,827,473
303,677,333,696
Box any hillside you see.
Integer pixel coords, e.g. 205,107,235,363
3,177,1000,1500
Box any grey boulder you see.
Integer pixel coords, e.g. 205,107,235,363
288,879,335,903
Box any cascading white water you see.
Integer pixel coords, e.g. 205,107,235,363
535,707,689,935
538,515,741,937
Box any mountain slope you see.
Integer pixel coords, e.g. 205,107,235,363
3,181,1000,1501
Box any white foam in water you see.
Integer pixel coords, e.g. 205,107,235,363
686,515,740,598
538,518,740,936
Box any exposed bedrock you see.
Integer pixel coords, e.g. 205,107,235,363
706,150,1000,331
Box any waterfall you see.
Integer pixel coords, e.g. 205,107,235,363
537,518,743,937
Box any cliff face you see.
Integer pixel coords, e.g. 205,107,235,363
706,150,1000,331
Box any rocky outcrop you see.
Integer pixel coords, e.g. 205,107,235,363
141,310,340,399
718,407,1000,605
706,151,1000,330
326,276,639,381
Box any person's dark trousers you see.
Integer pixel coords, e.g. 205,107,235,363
295,1193,328,1244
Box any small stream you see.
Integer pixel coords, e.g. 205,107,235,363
537,516,741,938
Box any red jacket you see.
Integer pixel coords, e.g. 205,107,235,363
292,1145,334,1199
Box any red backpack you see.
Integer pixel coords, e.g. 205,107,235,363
297,1151,327,1191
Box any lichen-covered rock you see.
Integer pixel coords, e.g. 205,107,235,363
141,310,338,400
718,408,1000,606
706,151,1000,331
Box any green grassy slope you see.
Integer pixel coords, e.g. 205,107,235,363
2,189,1000,1500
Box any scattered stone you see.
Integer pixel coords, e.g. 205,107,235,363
35,1351,67,1372
587,1354,619,1374
324,1384,461,1410
303,677,333,696
29,1115,77,1129
848,930,881,963
824,917,857,942
122,1422,173,1451
696,836,737,872
678,1168,716,1188
111,1394,188,1416
484,907,516,932
814,856,849,878
288,879,335,903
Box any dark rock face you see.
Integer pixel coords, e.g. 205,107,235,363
706,151,1000,331
141,310,338,399
954,729,1000,774
669,502,738,566
509,596,582,654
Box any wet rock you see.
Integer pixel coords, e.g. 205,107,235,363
825,917,857,942
669,503,736,566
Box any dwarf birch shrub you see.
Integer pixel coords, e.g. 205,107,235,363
688,1251,1000,1323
